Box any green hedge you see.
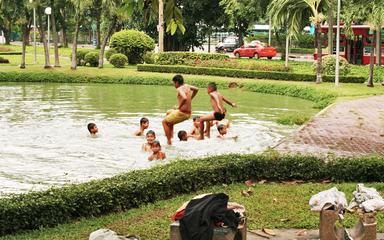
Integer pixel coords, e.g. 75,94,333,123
0,71,336,109
0,154,383,236
0,52,22,55
137,64,366,83
156,52,229,65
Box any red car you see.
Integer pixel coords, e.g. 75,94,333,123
233,41,277,59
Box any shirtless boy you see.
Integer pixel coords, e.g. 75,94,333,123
162,75,199,145
198,82,236,140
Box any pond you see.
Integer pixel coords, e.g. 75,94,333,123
0,83,318,195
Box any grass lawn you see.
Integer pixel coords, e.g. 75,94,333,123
2,182,384,240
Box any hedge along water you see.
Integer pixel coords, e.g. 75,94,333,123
0,83,317,195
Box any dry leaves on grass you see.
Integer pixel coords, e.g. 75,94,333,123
296,229,308,236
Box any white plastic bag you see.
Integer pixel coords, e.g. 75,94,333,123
309,187,347,212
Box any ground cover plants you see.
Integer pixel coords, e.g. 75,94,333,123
1,153,384,238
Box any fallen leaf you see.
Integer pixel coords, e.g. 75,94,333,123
241,190,250,197
280,218,290,222
247,187,254,195
258,179,267,184
262,228,276,236
296,229,308,236
245,180,255,186
249,230,271,239
273,198,277,203
222,184,228,187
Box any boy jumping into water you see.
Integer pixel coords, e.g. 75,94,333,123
162,75,199,145
198,82,236,140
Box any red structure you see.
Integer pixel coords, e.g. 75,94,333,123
314,25,384,65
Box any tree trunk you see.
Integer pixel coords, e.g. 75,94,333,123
376,28,381,66
208,33,211,53
98,16,117,68
275,31,285,60
24,26,31,46
37,10,52,68
368,32,375,87
20,25,27,69
327,3,333,54
316,22,323,84
71,21,80,70
3,27,11,45
60,8,69,48
96,15,101,49
50,2,61,67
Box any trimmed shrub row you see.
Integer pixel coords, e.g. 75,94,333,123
156,51,229,65
0,71,336,109
0,52,22,55
137,64,366,83
0,154,383,236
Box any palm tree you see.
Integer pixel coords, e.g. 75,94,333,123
98,0,124,68
268,0,330,84
70,0,91,70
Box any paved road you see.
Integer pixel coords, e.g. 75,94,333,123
275,96,384,157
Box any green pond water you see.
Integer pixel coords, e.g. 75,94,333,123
0,83,318,195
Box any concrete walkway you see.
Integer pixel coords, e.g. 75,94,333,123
247,229,384,239
275,96,384,157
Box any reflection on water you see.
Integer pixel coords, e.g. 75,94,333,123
0,83,317,195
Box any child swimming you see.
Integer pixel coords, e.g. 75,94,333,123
135,117,149,136
148,140,166,161
217,124,238,140
178,130,188,141
87,123,98,136
198,82,236,140
142,130,156,152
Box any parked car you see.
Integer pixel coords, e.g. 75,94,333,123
215,37,240,53
233,41,277,59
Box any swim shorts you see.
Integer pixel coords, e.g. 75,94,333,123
165,109,191,124
214,112,226,121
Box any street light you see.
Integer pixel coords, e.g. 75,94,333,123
29,0,36,64
335,0,341,86
45,7,52,56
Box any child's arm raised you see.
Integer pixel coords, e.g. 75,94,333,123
223,96,236,108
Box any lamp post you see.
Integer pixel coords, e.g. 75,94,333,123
45,7,52,56
29,0,36,64
158,0,164,52
335,0,341,86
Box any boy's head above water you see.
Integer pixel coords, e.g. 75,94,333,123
217,124,227,135
140,117,149,129
172,74,184,88
207,82,217,93
151,140,161,152
192,116,200,127
146,130,156,143
178,130,188,141
87,123,98,134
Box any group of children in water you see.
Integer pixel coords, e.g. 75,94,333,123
86,74,237,162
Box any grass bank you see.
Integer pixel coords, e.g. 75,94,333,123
2,182,384,240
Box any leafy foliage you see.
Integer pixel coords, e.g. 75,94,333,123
84,51,100,67
109,30,155,64
143,52,158,64
156,52,229,65
0,154,384,236
313,55,351,76
137,64,366,85
71,49,93,66
105,48,118,61
109,53,128,68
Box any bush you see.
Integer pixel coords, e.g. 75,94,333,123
184,59,290,72
156,52,229,65
0,57,9,64
0,153,383,236
137,64,366,84
109,30,155,64
143,52,158,64
109,53,128,68
70,49,93,66
313,55,351,76
105,48,118,61
84,51,99,67
373,66,384,83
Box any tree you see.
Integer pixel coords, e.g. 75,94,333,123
268,0,330,84
98,0,125,68
36,3,52,68
50,0,61,67
70,0,92,70
17,0,32,69
220,0,262,46
0,0,20,44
